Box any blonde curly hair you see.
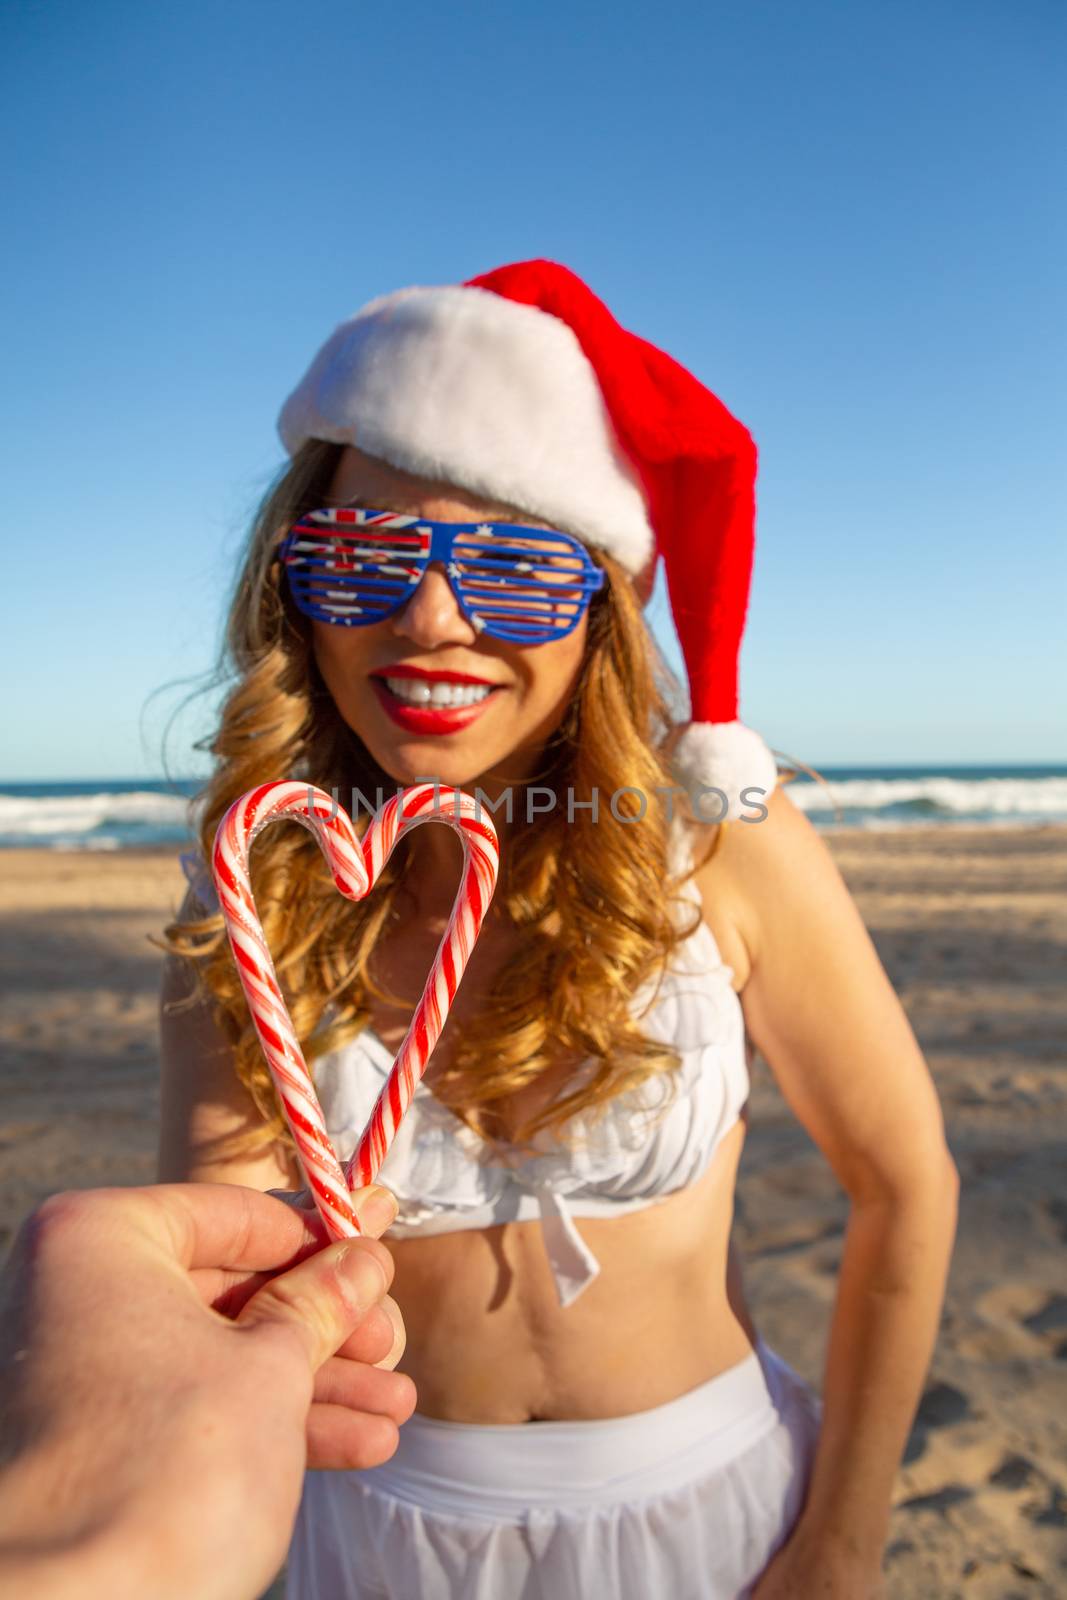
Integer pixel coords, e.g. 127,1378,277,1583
162,439,728,1163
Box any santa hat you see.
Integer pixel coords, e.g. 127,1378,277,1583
278,258,777,818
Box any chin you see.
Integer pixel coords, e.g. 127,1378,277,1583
366,744,496,793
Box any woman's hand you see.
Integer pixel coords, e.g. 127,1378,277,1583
751,1523,886,1599
265,1183,414,1467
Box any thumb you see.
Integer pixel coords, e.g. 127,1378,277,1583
235,1235,393,1373
264,1183,398,1242
350,1184,399,1240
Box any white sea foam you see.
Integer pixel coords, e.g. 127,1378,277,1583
0,773,1064,848
785,774,1067,825
0,790,192,848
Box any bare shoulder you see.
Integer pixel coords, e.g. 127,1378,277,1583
686,785,957,1196
686,783,840,990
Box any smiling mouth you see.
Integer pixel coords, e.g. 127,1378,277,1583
374,674,505,709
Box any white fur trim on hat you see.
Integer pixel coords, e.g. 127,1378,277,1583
278,284,655,573
670,721,778,820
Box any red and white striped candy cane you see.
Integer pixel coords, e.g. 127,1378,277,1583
212,781,499,1240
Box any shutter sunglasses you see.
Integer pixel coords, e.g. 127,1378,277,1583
279,507,605,646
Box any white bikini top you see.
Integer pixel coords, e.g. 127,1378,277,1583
179,823,751,1309
313,836,750,1309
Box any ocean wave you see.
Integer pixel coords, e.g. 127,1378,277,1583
785,775,1067,826
1,773,1064,848
0,790,194,849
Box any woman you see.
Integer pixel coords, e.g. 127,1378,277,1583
159,260,958,1599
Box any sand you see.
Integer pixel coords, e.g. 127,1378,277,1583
1,826,1065,1597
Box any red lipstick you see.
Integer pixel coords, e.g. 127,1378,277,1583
370,672,505,735
373,665,500,687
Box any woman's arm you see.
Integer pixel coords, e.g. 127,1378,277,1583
158,890,295,1191
696,787,959,1591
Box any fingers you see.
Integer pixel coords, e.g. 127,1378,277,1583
266,1184,399,1243
332,1294,407,1370
305,1404,402,1472
195,1186,399,1316
352,1187,399,1239
148,1183,319,1273
168,1180,397,1276
312,1357,417,1424
34,1182,398,1285
331,1296,406,1371
373,1293,407,1371
321,1298,393,1366
236,1235,394,1372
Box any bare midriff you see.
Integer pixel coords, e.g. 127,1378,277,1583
364,900,757,1423
385,1118,756,1422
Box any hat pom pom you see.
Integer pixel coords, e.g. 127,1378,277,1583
669,720,778,821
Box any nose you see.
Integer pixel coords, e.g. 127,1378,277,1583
391,561,478,647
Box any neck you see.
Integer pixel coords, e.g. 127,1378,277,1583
399,764,554,920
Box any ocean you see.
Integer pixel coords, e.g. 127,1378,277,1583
0,766,1065,850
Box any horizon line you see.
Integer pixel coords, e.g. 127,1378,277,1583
3,760,1067,788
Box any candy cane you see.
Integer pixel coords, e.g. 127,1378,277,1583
212,781,499,1239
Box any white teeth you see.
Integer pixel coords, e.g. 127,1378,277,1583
383,677,494,708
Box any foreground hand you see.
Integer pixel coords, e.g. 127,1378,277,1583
0,1182,415,1600
267,1183,412,1468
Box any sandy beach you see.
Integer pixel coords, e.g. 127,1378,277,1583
1,826,1064,1597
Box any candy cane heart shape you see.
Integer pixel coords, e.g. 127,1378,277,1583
212,781,500,1240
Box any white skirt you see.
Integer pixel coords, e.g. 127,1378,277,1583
286,1339,821,1600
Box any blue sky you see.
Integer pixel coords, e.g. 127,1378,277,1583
2,0,1063,780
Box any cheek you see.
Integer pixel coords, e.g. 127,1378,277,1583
313,621,365,664
525,623,589,711
310,626,371,710
310,630,341,696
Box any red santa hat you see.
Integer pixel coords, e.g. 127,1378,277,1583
278,258,777,818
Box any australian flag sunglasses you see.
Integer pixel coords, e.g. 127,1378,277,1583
279,507,606,646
